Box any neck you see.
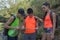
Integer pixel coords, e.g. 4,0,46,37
29,15,33,18
48,9,50,12
45,9,50,14
46,9,50,13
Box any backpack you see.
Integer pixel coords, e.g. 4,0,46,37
55,14,58,28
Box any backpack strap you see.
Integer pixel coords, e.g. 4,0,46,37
43,12,47,21
50,11,53,25
9,15,16,26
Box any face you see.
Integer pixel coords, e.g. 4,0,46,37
17,13,21,18
42,5,49,12
28,13,33,18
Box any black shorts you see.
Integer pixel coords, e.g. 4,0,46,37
44,28,53,33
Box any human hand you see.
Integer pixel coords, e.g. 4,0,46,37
16,27,20,30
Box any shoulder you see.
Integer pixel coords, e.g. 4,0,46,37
50,11,56,18
52,12,56,16
24,16,27,19
7,16,15,22
34,16,38,20
5,16,14,25
53,12,55,15
9,16,14,20
50,11,55,15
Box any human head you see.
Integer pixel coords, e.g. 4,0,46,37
27,8,33,17
42,2,50,12
17,8,25,18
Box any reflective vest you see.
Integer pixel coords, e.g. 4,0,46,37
24,16,36,34
44,12,53,28
8,17,19,37
8,16,23,37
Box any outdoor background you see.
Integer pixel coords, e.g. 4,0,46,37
0,0,60,40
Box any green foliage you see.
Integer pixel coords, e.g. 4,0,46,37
0,0,60,18
31,0,46,18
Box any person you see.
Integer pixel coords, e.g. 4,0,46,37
41,2,56,40
4,8,25,40
23,8,42,40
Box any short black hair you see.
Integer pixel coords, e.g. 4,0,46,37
43,2,50,8
27,8,33,14
18,8,25,16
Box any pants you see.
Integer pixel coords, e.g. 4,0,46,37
8,36,18,40
23,33,36,40
2,35,7,40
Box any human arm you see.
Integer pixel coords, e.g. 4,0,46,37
51,12,56,39
35,16,43,22
52,13,56,34
4,16,14,29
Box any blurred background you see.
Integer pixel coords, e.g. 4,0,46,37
0,0,60,40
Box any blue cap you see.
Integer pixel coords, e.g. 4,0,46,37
18,8,25,16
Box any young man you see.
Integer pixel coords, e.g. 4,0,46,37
41,2,56,40
23,8,42,40
4,8,25,40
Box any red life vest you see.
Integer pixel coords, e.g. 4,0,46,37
44,12,53,28
24,16,36,34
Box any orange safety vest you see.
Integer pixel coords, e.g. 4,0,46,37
44,12,53,28
24,16,36,34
